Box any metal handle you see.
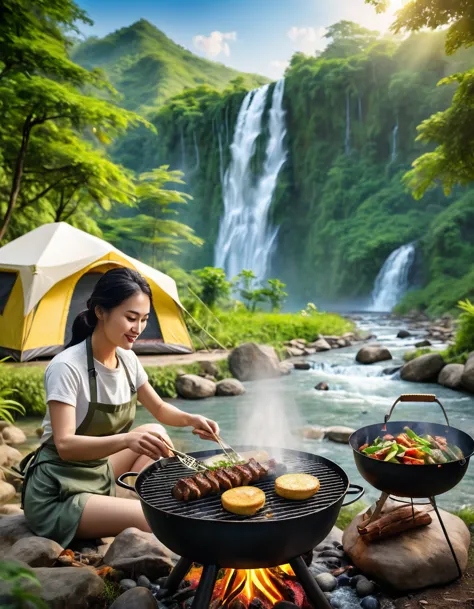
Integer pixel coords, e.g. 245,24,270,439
116,471,139,492
384,393,450,427
342,483,365,506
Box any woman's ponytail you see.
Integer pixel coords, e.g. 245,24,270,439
66,307,97,348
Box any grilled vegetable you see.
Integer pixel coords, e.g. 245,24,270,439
359,427,464,465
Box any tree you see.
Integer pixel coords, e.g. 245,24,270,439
365,0,474,195
323,21,379,59
192,267,231,309
260,279,288,312
0,0,148,241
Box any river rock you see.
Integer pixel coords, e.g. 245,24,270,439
1,424,26,445
198,360,219,378
400,353,445,382
326,426,355,443
304,347,316,355
216,378,245,396
293,361,311,370
110,587,157,609
415,339,432,348
0,479,16,504
342,501,470,591
0,514,35,556
461,353,474,393
229,343,281,381
308,338,331,352
397,330,411,339
438,364,464,390
314,572,337,592
0,444,22,468
315,382,329,391
103,527,174,579
286,338,307,347
285,346,305,357
7,537,63,567
356,344,392,365
175,374,216,399
32,566,104,608
279,362,293,375
302,426,326,440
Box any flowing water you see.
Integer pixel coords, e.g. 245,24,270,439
214,80,287,281
370,243,416,312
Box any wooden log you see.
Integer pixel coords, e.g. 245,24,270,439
358,505,432,542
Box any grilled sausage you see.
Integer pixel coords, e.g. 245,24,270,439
233,464,253,485
194,473,213,495
223,467,241,487
241,462,259,482
214,470,233,490
182,477,201,500
203,470,220,493
249,458,268,477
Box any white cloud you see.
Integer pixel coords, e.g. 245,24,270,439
193,31,237,58
287,26,328,55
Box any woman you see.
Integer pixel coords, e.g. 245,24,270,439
21,267,219,548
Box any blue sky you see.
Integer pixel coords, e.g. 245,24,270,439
76,0,405,78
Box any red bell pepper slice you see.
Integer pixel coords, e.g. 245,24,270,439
402,456,424,465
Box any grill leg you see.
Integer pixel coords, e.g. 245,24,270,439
191,564,220,609
430,496,463,579
289,556,332,609
163,557,193,595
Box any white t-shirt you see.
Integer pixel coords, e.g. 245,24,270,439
41,340,148,443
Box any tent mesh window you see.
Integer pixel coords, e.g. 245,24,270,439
64,271,163,347
0,271,16,316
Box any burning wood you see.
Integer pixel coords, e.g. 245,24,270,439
358,505,432,542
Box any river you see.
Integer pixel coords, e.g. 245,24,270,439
16,313,474,511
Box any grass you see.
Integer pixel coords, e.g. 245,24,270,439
335,500,368,531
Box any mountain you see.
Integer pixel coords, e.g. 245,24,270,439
72,19,269,113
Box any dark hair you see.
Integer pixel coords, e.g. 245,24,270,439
67,267,153,348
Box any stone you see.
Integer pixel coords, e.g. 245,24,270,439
103,527,174,580
397,330,411,338
356,578,376,597
356,344,392,365
342,500,470,590
0,479,16,504
360,597,380,609
293,361,311,370
438,363,464,390
7,537,63,568
461,354,474,393
229,343,281,381
137,574,151,588
1,424,26,445
215,378,245,396
319,549,345,559
302,426,326,440
111,587,157,609
304,348,316,355
325,426,355,443
0,444,22,468
314,526,343,550
198,360,219,378
279,362,293,375
175,374,216,399
285,346,305,357
0,504,23,516
381,366,401,376
286,338,307,347
315,572,337,592
0,514,35,556
309,338,331,352
400,353,445,382
31,567,104,608
120,579,137,590
336,574,351,587
315,382,329,391
415,339,432,348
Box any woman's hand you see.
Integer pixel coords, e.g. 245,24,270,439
190,415,220,441
126,430,173,460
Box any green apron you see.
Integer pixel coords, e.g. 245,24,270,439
20,337,137,548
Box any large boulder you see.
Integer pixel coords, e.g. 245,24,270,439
438,364,464,390
0,479,16,504
103,527,174,580
1,424,26,445
7,537,63,567
216,378,245,397
229,343,281,381
343,501,470,591
0,514,35,557
198,360,219,378
400,353,445,382
325,426,355,443
33,567,104,609
461,353,474,393
0,444,22,468
356,344,392,365
175,374,216,399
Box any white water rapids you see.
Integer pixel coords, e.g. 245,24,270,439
371,243,416,312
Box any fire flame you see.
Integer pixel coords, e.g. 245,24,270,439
219,565,296,607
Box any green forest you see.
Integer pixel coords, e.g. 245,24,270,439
1,0,474,316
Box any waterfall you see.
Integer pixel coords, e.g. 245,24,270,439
370,243,416,312
193,131,200,171
345,92,351,155
391,117,399,162
214,79,287,280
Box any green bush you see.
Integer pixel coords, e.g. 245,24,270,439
403,347,433,362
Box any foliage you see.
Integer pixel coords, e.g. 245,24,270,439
260,279,288,312
403,347,433,362
444,299,474,360
145,361,230,399
0,560,48,609
71,19,269,114
0,367,45,417
192,267,231,309
335,500,368,530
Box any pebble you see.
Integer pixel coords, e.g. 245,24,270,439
314,556,341,568
361,597,380,609
120,579,137,591
356,578,376,598
319,549,345,559
315,572,337,592
137,575,151,588
155,577,168,587
337,574,352,587
350,574,366,588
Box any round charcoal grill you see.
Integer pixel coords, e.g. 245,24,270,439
118,446,363,569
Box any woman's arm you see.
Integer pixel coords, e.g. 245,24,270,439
137,382,220,440
50,401,170,461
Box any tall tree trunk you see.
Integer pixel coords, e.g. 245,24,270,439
0,115,32,241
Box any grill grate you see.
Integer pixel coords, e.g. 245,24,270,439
138,452,347,522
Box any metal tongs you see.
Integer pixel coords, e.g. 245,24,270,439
212,433,243,465
152,433,209,472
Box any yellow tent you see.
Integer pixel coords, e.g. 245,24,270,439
0,222,193,361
